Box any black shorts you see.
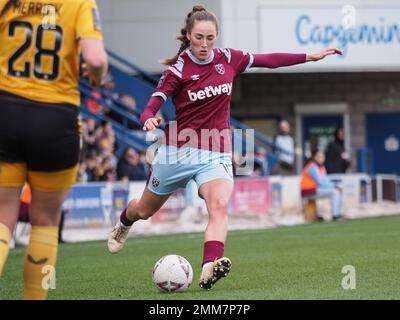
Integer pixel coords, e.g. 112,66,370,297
0,90,80,172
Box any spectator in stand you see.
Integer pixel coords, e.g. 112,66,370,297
103,72,119,100
98,132,113,154
232,151,259,177
102,121,116,144
117,147,147,181
100,74,140,130
98,157,115,181
77,162,89,183
84,151,100,182
86,89,103,114
100,169,117,182
78,118,119,183
82,118,99,155
138,150,151,177
94,123,104,144
300,150,344,220
254,147,268,176
99,122,117,164
119,93,137,115
232,152,240,177
272,120,295,175
325,127,351,174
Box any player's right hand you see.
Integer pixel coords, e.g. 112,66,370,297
143,117,162,131
81,63,103,86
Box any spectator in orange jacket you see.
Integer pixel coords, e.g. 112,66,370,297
300,150,343,220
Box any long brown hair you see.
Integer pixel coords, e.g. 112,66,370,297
0,0,17,17
161,5,219,66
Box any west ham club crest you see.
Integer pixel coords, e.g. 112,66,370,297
215,64,225,75
152,177,160,188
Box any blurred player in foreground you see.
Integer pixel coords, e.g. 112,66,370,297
0,0,107,299
108,5,341,289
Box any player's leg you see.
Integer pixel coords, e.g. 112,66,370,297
200,178,233,243
0,186,23,276
108,146,188,253
0,97,29,276
197,177,234,289
23,168,77,300
0,163,27,277
20,99,80,299
108,188,170,253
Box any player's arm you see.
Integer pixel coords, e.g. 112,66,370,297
250,48,342,69
140,96,163,131
76,0,108,85
141,69,180,131
80,38,108,86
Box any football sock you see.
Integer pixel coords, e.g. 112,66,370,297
202,240,224,266
120,208,135,227
0,223,11,276
24,226,58,300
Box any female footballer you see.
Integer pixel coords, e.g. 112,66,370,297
108,5,341,290
0,0,108,299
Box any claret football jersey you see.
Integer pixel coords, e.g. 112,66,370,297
152,48,254,153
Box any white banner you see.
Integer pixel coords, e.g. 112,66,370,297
258,6,400,71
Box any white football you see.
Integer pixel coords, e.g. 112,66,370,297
152,254,193,293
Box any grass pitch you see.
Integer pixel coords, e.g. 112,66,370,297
1,215,399,300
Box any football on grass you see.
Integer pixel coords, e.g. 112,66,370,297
152,254,193,293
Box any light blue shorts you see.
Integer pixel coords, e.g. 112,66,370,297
147,145,233,195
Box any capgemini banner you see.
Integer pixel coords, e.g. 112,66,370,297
258,6,400,71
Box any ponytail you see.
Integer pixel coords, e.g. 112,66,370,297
161,5,218,66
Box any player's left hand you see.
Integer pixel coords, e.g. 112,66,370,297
306,47,342,62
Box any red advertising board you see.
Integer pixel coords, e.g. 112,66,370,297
231,178,272,215
150,178,272,223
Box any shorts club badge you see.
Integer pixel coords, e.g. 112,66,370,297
215,64,225,75
152,177,160,188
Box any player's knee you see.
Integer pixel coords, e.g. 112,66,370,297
209,197,229,214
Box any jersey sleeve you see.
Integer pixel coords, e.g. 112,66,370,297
228,48,254,74
75,0,103,40
151,68,181,101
